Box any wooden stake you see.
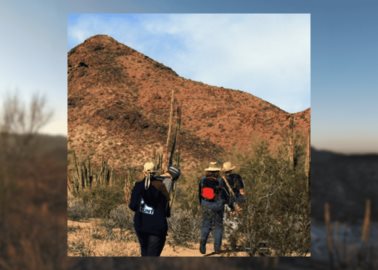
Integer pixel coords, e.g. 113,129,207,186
163,89,175,172
288,115,294,169
361,199,371,244
324,202,335,269
305,125,311,193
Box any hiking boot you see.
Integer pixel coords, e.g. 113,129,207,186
214,246,221,254
199,239,206,254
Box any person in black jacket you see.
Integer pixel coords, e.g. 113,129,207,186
129,162,180,256
222,161,246,206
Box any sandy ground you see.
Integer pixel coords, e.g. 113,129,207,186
67,219,250,257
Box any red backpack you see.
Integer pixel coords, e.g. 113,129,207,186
200,176,221,201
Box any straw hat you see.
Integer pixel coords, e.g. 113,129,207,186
204,161,221,172
143,161,156,173
222,161,236,172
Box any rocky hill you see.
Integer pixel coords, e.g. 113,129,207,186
68,35,310,171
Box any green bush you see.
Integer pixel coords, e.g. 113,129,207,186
167,174,201,247
234,140,310,256
67,139,310,256
168,208,201,247
79,185,125,218
109,204,134,230
67,198,90,220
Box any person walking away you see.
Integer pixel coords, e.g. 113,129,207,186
199,161,230,254
222,161,246,207
129,161,180,256
222,161,246,249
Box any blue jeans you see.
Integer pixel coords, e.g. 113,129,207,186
200,205,224,251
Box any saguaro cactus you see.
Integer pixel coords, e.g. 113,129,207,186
69,152,116,195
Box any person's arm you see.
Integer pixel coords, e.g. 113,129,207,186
237,175,246,203
128,182,142,212
238,175,245,195
166,203,171,218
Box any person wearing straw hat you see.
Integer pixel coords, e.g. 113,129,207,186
198,161,231,254
222,161,245,206
222,161,246,249
129,161,180,256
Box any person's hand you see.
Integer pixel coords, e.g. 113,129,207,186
160,172,171,178
234,204,242,214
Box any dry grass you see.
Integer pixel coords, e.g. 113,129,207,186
67,218,251,257
68,219,139,256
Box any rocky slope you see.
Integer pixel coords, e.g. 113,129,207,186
68,35,310,171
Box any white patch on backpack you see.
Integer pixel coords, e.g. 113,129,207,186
139,198,154,215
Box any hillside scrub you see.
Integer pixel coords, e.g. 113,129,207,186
68,137,310,256
234,141,311,255
0,94,68,269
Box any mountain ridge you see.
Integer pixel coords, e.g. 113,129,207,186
68,35,310,171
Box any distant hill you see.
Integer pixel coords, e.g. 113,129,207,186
68,35,310,172
26,133,377,222
311,148,378,222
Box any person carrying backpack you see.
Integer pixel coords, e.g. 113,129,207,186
222,161,246,249
222,161,246,207
198,161,231,254
129,161,180,256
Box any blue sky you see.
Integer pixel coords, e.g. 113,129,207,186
1,0,378,153
68,14,310,114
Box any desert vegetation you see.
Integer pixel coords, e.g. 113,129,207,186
319,200,377,269
67,132,311,257
0,93,67,269
0,92,376,268
234,139,310,256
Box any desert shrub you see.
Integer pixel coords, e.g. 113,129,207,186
78,184,125,218
67,197,91,220
67,154,137,218
100,218,118,240
168,208,201,247
67,161,137,221
233,140,310,256
109,204,134,230
166,173,202,247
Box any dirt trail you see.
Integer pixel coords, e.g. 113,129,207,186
68,219,249,257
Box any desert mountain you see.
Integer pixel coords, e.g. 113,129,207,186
68,35,310,171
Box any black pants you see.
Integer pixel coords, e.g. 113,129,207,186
136,230,166,256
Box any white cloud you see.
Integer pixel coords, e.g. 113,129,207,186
68,14,310,112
